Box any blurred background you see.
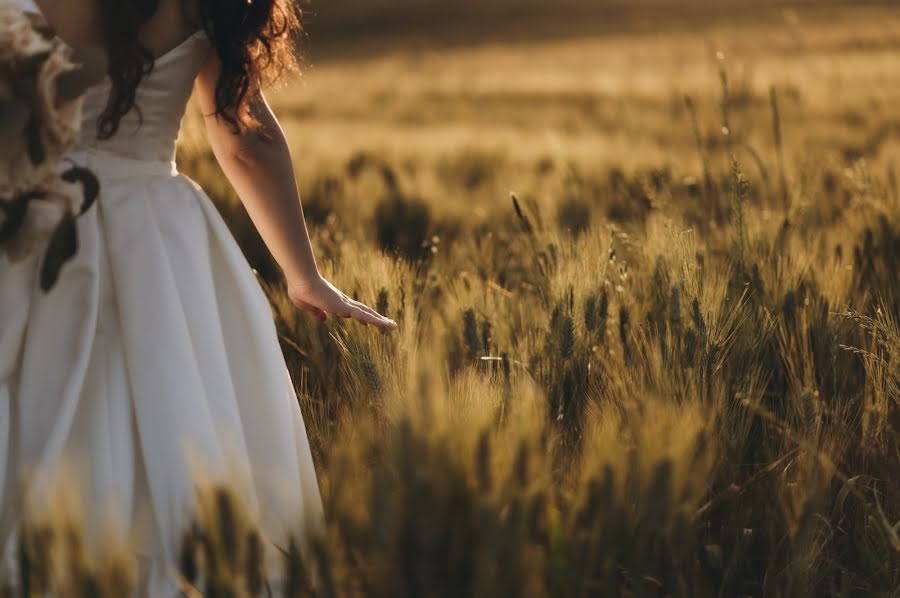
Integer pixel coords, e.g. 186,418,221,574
303,0,888,37
179,1,900,171
212,0,900,229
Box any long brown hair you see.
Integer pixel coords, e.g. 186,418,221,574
96,0,301,139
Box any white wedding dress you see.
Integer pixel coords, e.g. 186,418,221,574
0,2,324,594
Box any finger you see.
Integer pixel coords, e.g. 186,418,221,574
335,302,371,322
348,306,377,326
343,305,369,325
366,311,398,332
350,299,390,321
349,306,394,331
350,300,397,329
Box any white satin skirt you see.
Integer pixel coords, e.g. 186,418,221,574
0,148,324,595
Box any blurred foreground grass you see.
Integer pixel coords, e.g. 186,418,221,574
14,4,900,597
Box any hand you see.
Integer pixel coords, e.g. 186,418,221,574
288,275,398,333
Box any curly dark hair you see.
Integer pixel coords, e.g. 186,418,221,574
96,0,302,139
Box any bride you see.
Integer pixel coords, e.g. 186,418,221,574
0,0,397,593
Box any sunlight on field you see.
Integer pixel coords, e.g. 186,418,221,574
54,3,894,595
268,6,900,173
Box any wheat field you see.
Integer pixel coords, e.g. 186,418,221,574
15,2,900,596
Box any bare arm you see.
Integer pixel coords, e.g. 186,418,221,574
196,53,397,332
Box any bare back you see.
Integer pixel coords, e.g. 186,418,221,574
33,0,198,58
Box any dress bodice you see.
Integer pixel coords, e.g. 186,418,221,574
18,0,211,163
78,32,211,162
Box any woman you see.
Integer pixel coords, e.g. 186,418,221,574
1,0,396,592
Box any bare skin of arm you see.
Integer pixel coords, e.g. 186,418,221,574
195,53,397,332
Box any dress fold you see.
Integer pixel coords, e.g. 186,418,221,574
0,168,323,593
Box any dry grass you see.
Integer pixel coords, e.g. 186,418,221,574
11,4,900,597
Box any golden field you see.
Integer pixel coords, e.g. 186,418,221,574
16,3,900,596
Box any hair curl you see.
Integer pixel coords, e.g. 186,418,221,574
96,0,302,139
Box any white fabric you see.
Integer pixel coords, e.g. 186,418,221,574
0,18,323,596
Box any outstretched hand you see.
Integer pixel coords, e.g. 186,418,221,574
288,276,398,333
